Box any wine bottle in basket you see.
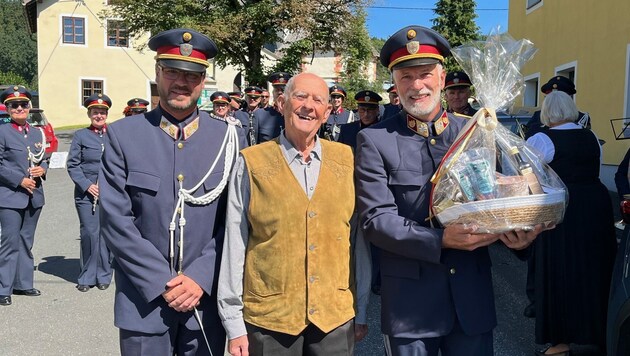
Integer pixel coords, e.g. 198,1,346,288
510,147,544,194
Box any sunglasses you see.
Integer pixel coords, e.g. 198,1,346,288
8,101,30,109
261,95,270,98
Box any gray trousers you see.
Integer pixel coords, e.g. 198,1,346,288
75,199,111,286
246,319,355,356
0,204,42,295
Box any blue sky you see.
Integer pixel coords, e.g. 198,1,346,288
366,0,509,39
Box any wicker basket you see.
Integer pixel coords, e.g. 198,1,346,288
436,189,566,233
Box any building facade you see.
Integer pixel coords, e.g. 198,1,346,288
508,0,630,187
23,0,379,128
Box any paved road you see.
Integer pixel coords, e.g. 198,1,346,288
3,129,605,355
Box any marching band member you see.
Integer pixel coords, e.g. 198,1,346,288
67,93,113,292
0,85,47,306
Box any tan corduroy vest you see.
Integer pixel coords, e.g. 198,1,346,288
240,138,355,335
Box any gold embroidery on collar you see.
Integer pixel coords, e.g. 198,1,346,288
160,117,179,140
182,117,200,140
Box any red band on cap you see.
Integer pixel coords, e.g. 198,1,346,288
87,100,110,109
157,46,207,61
3,93,30,103
445,80,471,87
389,44,442,68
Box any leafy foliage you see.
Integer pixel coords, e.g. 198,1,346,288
431,0,480,72
337,7,382,108
0,0,38,87
104,0,371,87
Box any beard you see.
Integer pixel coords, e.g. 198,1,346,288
400,90,441,118
157,83,199,112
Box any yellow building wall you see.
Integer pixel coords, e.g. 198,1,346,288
36,0,156,126
508,0,630,165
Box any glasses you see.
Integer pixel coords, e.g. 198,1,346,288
261,95,270,98
8,102,30,109
159,66,204,83
246,95,261,100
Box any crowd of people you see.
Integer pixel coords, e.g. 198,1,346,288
0,23,621,356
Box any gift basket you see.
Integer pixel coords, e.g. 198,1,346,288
430,31,568,233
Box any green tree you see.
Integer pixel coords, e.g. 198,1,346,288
337,7,379,108
431,0,480,72
104,0,370,87
0,0,38,86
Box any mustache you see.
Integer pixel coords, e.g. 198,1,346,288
170,84,191,93
408,90,432,96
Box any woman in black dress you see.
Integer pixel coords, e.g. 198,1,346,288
526,91,617,355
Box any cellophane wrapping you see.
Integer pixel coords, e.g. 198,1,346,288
430,30,567,233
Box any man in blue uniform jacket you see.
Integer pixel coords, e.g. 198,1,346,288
338,90,382,150
354,25,545,356
251,72,291,144
99,28,247,356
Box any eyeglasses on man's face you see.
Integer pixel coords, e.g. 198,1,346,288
159,66,205,83
8,101,30,109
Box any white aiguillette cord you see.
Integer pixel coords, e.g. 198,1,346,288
26,127,46,178
167,122,239,356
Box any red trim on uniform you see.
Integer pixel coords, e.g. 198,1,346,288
389,44,441,65
3,93,30,102
157,46,207,61
356,99,379,105
445,79,472,87
86,100,110,108
213,95,229,104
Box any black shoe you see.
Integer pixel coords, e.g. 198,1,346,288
76,285,90,292
0,295,11,306
523,302,536,318
96,284,109,290
12,288,41,296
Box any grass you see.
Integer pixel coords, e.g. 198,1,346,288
54,124,87,131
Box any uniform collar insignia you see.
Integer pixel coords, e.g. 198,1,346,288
10,121,29,133
182,117,200,140
89,125,107,135
160,116,180,140
406,111,449,137
433,111,449,136
406,114,429,137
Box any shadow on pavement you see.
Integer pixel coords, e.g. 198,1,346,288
38,255,79,283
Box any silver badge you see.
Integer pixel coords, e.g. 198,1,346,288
180,43,193,57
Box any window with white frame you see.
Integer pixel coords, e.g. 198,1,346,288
523,76,539,107
63,16,85,45
82,80,103,103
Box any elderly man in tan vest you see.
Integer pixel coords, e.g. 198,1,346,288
218,72,371,356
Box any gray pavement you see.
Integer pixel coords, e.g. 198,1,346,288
3,128,598,356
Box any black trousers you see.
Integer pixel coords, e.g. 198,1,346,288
246,320,355,356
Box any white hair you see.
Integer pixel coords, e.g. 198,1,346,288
540,91,579,126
